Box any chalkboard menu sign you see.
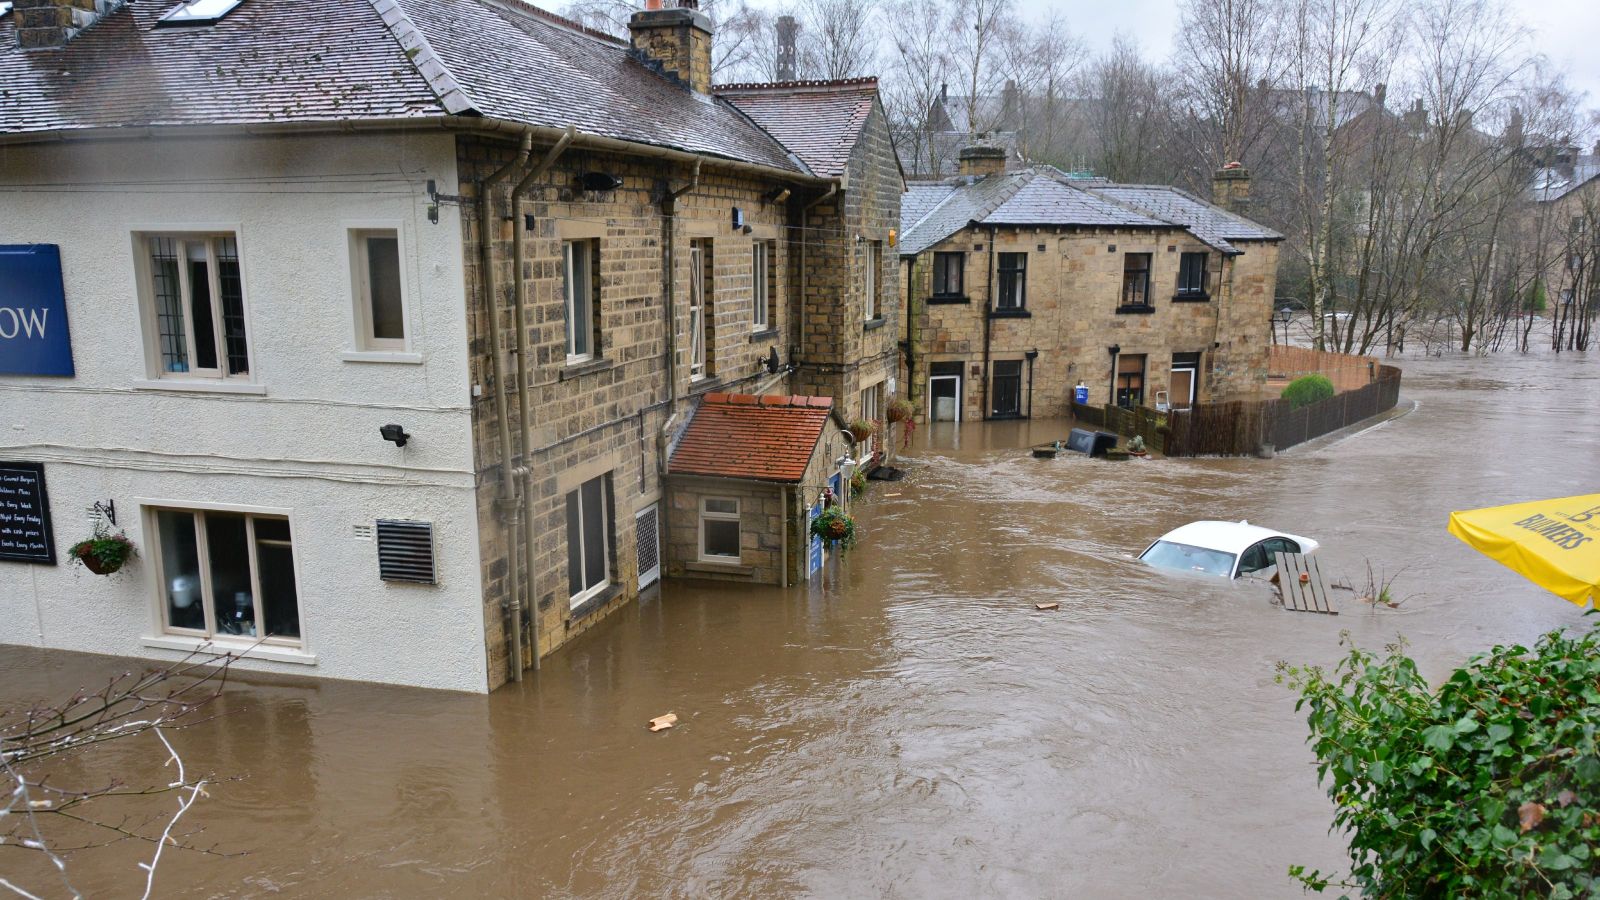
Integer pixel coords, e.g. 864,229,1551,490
0,461,56,565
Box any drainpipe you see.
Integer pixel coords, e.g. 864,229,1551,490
799,180,840,383
509,126,576,677
1108,344,1121,405
480,131,533,684
1025,348,1038,418
656,159,702,476
982,226,996,419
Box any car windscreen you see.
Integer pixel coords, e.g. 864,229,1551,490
1139,540,1236,577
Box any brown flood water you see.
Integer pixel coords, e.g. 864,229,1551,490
4,351,1599,898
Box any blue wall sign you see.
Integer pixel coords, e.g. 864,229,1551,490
0,245,75,377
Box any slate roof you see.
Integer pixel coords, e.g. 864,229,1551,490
669,393,832,484
1530,156,1600,203
899,166,1282,257
717,79,878,178
0,0,810,173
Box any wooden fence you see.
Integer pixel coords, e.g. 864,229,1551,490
1073,363,1402,458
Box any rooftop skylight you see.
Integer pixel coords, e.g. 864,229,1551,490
156,0,244,27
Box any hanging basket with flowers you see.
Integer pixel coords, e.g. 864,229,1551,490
848,419,879,442
69,526,137,576
886,397,914,424
810,506,858,548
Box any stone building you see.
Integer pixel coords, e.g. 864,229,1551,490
898,151,1282,422
0,0,898,692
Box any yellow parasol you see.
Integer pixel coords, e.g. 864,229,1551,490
1448,494,1600,608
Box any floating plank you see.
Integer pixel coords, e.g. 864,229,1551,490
648,713,678,732
1276,551,1337,615
1035,601,1060,611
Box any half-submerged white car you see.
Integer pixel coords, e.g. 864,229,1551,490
1139,520,1320,579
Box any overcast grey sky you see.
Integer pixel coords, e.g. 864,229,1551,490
539,0,1600,118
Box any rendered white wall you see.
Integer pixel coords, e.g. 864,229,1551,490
0,131,490,692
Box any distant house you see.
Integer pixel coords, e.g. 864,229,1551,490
896,82,1026,181
1524,142,1600,319
0,0,899,691
897,148,1282,422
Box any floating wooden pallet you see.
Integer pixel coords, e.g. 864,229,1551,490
1276,552,1337,614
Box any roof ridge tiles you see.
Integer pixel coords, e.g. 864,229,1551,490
369,0,479,115
715,77,879,93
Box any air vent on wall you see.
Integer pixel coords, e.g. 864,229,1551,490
376,519,437,584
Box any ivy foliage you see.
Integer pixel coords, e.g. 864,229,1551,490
1282,373,1337,409
1280,624,1600,897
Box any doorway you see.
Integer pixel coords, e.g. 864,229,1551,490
1116,353,1146,409
929,361,963,422
1170,352,1200,410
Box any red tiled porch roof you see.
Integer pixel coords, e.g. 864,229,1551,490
669,393,833,483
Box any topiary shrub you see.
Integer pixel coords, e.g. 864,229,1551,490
1278,625,1600,897
1281,374,1335,409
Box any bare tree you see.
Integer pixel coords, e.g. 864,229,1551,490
800,0,879,80
881,0,952,177
1174,0,1285,168
947,0,1015,138
1076,36,1178,184
2,652,236,899
998,12,1084,165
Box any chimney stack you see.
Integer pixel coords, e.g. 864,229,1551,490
775,15,798,82
1212,162,1251,215
958,144,1007,179
15,0,120,50
629,0,714,95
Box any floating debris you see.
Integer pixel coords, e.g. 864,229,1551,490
647,713,678,732
1035,601,1060,611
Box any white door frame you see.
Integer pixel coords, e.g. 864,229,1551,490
928,374,962,423
1170,364,1198,410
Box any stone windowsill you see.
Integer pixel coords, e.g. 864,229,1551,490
340,350,424,365
559,357,614,381
749,328,781,342
1115,305,1157,316
927,295,970,305
863,317,887,331
141,633,318,666
566,582,623,625
689,376,725,395
988,308,1031,319
685,560,756,576
1171,293,1212,303
132,379,268,396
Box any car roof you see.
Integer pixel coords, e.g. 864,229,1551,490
1154,520,1306,555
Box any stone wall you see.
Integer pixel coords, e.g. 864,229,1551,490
795,101,904,445
458,135,809,688
904,226,1278,421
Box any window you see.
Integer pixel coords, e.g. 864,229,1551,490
752,241,774,330
349,229,406,351
1121,253,1153,309
565,474,612,608
865,241,881,321
859,385,880,459
1116,353,1146,409
997,252,1027,310
699,497,741,561
144,234,249,378
156,0,244,26
1176,252,1209,298
690,240,713,380
152,508,300,643
1237,542,1272,575
564,239,600,363
933,251,964,298
991,360,1023,417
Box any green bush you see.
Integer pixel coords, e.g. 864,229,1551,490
1279,626,1600,897
1281,374,1336,409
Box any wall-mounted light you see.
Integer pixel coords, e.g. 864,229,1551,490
579,172,623,192
888,228,897,247
380,424,411,448
765,188,791,204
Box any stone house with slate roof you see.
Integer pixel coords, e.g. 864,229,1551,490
0,0,898,692
898,152,1281,423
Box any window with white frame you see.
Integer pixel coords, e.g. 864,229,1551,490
859,384,880,460
865,240,881,321
351,229,407,351
564,239,600,363
699,497,741,561
151,508,301,643
565,474,612,607
690,239,713,380
143,233,250,378
752,241,773,330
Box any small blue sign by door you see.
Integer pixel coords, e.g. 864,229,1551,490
808,501,823,576
0,245,75,377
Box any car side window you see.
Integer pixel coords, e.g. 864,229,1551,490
1237,542,1271,574
1263,537,1300,560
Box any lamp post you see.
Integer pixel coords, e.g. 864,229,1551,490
1276,306,1294,346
